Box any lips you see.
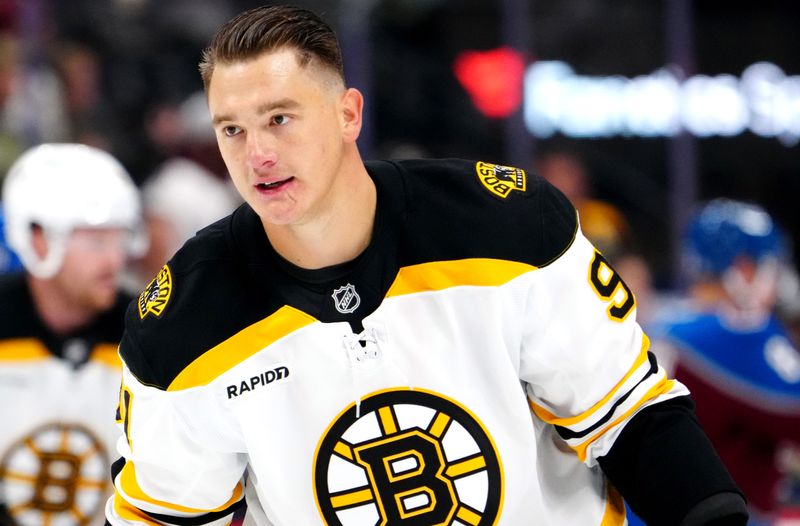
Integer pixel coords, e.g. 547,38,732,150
255,177,294,193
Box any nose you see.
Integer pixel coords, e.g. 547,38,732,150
246,132,277,171
106,246,128,274
101,236,129,273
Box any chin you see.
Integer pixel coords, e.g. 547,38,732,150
256,205,304,227
86,286,118,311
90,295,116,312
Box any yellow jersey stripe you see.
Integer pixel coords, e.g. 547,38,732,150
0,338,50,362
573,378,676,462
529,334,651,427
386,258,536,297
113,492,158,523
168,306,317,391
600,484,626,526
119,460,243,514
90,343,122,369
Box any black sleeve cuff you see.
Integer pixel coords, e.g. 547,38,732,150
598,395,748,526
680,492,748,526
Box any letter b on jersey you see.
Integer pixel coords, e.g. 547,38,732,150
314,389,503,525
355,431,456,522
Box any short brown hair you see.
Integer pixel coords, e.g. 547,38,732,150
199,5,344,91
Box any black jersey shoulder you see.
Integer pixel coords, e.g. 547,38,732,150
121,205,287,390
0,272,131,354
91,291,134,344
372,158,578,268
0,272,39,339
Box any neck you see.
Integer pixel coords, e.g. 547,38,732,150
265,158,377,270
27,276,94,335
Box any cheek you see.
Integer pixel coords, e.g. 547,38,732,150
217,140,243,170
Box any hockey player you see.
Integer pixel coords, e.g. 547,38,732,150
654,199,800,525
0,143,144,526
106,6,747,525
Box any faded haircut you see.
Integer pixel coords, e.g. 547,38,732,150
199,5,344,91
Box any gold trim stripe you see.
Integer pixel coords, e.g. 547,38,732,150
168,306,316,391
113,492,158,523
0,338,50,362
386,259,536,298
529,334,651,427
600,483,626,526
119,460,243,514
573,378,676,462
91,343,122,369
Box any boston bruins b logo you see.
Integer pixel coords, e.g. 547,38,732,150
0,423,109,525
314,388,503,525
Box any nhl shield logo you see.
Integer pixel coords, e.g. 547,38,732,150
332,283,360,314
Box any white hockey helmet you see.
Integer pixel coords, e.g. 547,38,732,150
2,143,145,279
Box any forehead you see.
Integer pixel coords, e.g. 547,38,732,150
207,48,342,115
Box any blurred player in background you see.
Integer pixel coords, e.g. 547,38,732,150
654,198,800,525
535,149,632,262
0,143,144,526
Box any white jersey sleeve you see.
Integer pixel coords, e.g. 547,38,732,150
105,364,247,525
519,228,689,466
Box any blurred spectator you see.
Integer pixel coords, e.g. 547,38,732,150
535,149,631,261
652,198,800,525
0,31,22,173
51,41,119,152
614,250,657,328
0,143,144,526
0,31,70,146
122,156,240,294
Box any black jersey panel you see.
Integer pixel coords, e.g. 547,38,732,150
122,159,579,390
121,207,289,390
0,273,39,339
370,159,578,270
0,272,131,363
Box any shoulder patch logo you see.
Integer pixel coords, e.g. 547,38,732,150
138,265,173,319
476,161,527,199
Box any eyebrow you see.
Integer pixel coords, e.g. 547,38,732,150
212,99,301,126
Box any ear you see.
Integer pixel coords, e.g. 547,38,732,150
339,87,363,143
30,224,49,258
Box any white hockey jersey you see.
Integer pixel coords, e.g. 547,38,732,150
106,159,688,525
0,275,129,526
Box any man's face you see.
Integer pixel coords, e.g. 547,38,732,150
54,227,128,312
208,48,355,228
